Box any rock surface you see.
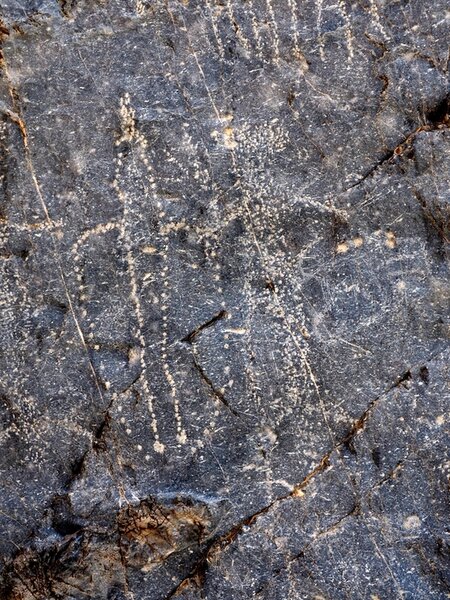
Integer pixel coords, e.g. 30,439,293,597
0,1,449,598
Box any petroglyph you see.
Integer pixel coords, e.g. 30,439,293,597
0,1,448,599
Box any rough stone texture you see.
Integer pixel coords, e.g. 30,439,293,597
0,1,449,599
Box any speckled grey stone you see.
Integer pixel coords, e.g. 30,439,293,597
0,1,448,599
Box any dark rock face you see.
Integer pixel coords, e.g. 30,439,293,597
0,1,448,598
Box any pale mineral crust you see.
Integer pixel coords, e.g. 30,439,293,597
0,1,449,599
